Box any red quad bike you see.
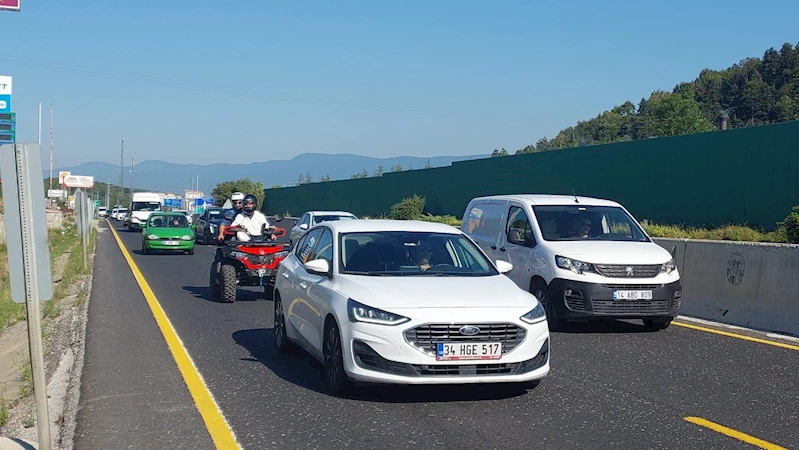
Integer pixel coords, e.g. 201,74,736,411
209,223,290,303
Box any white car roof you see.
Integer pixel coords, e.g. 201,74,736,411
319,219,461,235
470,193,622,208
307,211,357,216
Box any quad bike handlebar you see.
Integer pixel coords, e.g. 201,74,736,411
220,224,286,243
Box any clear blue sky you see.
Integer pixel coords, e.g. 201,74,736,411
1,0,797,167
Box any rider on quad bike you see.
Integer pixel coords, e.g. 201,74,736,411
216,191,245,242
209,194,290,303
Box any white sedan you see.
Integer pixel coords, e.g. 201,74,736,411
273,219,550,392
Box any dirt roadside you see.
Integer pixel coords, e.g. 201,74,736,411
0,223,101,450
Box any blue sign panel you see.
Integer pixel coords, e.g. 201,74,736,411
0,95,10,114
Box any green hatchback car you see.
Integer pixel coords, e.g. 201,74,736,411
141,212,195,255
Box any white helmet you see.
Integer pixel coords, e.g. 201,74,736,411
231,192,245,201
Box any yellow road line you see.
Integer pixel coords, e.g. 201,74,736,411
673,321,799,352
685,417,787,450
107,220,240,449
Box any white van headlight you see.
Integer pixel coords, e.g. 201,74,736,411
347,299,409,326
520,302,546,324
556,256,592,275
661,258,677,274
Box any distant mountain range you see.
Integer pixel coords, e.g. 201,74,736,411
50,152,490,194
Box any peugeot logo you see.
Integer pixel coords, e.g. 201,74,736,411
459,325,480,336
625,266,634,276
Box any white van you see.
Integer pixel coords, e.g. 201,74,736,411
127,192,162,231
461,194,682,330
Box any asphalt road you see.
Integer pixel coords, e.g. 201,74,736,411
77,219,799,450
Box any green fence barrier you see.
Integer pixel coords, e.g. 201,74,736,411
264,120,799,229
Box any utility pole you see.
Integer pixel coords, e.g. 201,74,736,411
118,138,124,207
48,105,53,201
130,158,134,195
106,176,110,209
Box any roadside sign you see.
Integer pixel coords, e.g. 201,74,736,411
47,189,66,199
63,174,94,188
0,94,10,114
59,171,70,186
0,75,11,115
0,0,20,11
0,143,53,303
0,141,54,450
95,199,101,207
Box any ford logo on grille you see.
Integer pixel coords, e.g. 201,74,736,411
459,325,480,336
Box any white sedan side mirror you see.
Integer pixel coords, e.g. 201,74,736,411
496,260,513,274
304,258,330,276
300,223,309,230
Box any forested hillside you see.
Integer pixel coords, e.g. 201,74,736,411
503,42,799,156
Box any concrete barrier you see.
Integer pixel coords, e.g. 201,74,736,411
46,209,64,229
653,237,799,337
0,213,5,243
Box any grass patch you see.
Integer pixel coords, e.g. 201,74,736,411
1,218,94,331
0,243,25,331
48,221,78,264
17,360,32,398
639,220,788,243
0,385,8,427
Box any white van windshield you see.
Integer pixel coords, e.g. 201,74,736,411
131,202,161,212
532,205,649,242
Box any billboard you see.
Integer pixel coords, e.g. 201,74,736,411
0,0,20,12
47,189,67,199
63,175,94,188
0,75,11,114
58,171,70,186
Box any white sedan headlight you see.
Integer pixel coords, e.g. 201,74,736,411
347,299,410,326
520,302,546,324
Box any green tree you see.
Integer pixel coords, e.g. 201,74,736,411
319,173,331,182
511,42,799,152
390,163,403,172
424,158,433,169
211,178,265,210
303,171,313,184
350,168,369,179
389,195,426,220
491,148,509,157
374,165,385,177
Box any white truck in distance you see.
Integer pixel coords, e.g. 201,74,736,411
128,192,163,232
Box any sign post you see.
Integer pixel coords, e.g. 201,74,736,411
0,143,53,450
75,189,89,271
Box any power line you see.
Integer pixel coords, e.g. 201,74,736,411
0,53,580,124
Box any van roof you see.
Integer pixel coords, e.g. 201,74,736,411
469,194,622,208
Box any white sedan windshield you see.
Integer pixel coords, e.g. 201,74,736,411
340,231,496,276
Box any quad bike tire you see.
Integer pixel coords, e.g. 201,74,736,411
220,264,238,303
209,263,220,300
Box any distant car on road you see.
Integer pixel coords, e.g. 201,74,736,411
289,210,357,245
171,209,193,225
273,219,550,393
141,212,195,255
461,194,682,331
98,207,108,218
193,207,227,244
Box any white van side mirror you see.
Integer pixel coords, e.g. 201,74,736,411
495,260,513,274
